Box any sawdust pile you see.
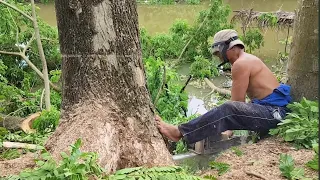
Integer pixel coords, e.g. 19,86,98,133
201,137,318,180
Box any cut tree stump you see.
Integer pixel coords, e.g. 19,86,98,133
0,112,40,133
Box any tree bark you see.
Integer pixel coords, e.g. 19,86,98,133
45,0,174,172
286,0,318,101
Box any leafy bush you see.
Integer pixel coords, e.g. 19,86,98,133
190,55,219,79
32,107,60,133
241,28,264,53
183,0,231,61
144,57,188,123
139,0,231,64
269,98,318,149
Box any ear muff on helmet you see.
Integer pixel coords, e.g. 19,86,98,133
211,36,239,69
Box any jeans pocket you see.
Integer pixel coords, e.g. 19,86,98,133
272,110,283,121
266,106,283,121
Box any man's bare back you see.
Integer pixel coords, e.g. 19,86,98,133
232,52,279,101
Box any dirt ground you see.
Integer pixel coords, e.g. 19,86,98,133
0,137,318,179
0,153,36,177
200,137,318,180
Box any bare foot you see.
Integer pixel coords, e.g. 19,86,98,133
155,115,182,142
221,130,233,140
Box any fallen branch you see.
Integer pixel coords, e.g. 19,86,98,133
31,0,51,110
204,78,231,96
3,141,43,150
245,170,268,180
180,75,192,93
0,1,61,93
0,50,61,92
174,9,210,67
0,0,33,21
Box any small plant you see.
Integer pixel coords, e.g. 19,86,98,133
209,161,230,176
32,107,60,133
269,98,319,149
0,149,21,160
279,154,310,180
306,143,319,171
231,147,243,156
8,139,105,180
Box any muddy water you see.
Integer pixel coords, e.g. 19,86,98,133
36,0,297,99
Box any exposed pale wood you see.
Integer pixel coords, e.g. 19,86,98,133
3,141,42,150
31,0,50,110
204,78,231,96
20,112,40,133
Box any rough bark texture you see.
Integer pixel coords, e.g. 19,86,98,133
45,0,174,172
286,0,318,101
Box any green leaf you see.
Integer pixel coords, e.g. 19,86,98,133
60,152,69,159
306,158,318,171
113,175,127,179
36,160,45,166
114,167,142,175
64,172,73,177
291,167,305,179
310,106,318,113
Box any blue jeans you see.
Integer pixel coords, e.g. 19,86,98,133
178,101,289,144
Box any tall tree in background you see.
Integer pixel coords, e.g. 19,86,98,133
286,0,318,101
45,0,173,171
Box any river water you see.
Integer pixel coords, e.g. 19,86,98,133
36,0,297,101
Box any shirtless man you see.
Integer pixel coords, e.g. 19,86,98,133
155,29,292,144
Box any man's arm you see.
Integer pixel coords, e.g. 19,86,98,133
231,62,250,102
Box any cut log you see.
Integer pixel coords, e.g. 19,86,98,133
204,78,231,96
2,141,43,150
20,112,40,133
0,112,40,133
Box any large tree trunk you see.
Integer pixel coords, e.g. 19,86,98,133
286,0,318,101
45,0,174,172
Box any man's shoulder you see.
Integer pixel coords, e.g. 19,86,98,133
235,53,262,66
